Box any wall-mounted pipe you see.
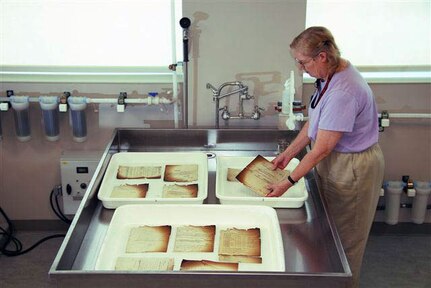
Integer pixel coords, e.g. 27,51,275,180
0,96,174,105
378,112,431,119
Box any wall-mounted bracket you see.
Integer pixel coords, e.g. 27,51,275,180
379,110,390,132
117,92,127,112
59,92,71,112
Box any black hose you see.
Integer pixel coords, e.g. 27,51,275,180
49,188,72,224
0,207,65,257
0,187,72,257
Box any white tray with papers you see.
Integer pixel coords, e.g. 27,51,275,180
98,152,208,209
216,156,308,208
95,204,285,272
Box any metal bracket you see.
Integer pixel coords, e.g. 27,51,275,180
117,92,127,112
379,110,390,132
59,92,70,112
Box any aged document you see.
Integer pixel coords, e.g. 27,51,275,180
110,184,149,198
162,184,198,198
115,257,174,271
227,168,241,182
117,165,162,179
218,228,261,257
219,254,262,264
164,164,198,182
174,225,215,252
236,155,288,196
126,225,171,253
180,259,238,271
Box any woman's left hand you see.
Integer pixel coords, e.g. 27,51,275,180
265,179,293,197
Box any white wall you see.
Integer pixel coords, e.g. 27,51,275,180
184,0,306,127
0,0,430,224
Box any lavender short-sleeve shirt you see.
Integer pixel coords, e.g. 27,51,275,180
307,64,379,153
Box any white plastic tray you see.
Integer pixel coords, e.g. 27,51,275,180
98,152,208,208
216,156,308,208
95,204,285,272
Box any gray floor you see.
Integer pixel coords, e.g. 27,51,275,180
0,228,430,288
361,234,431,288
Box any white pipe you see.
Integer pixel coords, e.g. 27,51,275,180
86,97,174,105
380,113,431,119
294,114,308,122
0,96,174,105
170,0,179,128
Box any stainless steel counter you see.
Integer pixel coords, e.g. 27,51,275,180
49,128,351,288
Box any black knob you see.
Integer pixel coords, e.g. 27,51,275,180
180,17,191,29
80,183,87,189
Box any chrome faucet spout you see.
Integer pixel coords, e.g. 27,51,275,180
218,87,248,100
206,83,218,95
217,81,243,92
207,80,261,128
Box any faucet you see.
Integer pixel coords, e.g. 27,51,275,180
206,81,263,128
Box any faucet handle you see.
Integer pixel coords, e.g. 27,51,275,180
220,106,230,120
241,93,253,100
251,106,264,120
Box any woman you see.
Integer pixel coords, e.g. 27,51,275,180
266,27,385,288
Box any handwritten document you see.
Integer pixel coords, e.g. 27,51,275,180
162,184,198,198
117,165,162,179
227,168,241,182
174,225,215,252
236,155,288,196
115,257,174,271
218,228,261,257
180,259,238,271
164,164,198,182
110,184,148,198
126,225,171,253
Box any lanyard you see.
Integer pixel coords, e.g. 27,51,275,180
310,73,334,109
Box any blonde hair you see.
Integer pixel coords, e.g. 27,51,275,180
290,26,341,73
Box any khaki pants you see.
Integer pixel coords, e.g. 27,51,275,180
317,143,384,288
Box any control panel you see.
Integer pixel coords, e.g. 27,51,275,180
60,151,101,215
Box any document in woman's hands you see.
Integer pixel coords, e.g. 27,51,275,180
236,155,288,196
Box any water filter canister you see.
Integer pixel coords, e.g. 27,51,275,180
411,181,431,224
10,96,31,142
39,96,60,141
68,97,87,142
384,181,403,225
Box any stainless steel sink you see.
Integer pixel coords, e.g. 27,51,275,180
49,128,351,288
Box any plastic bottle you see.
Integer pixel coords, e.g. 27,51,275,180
282,71,295,115
281,79,291,115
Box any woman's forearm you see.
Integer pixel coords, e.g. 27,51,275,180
284,121,311,158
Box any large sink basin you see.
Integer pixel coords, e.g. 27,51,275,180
49,128,351,288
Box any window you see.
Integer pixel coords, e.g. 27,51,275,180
306,0,430,83
0,0,183,83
